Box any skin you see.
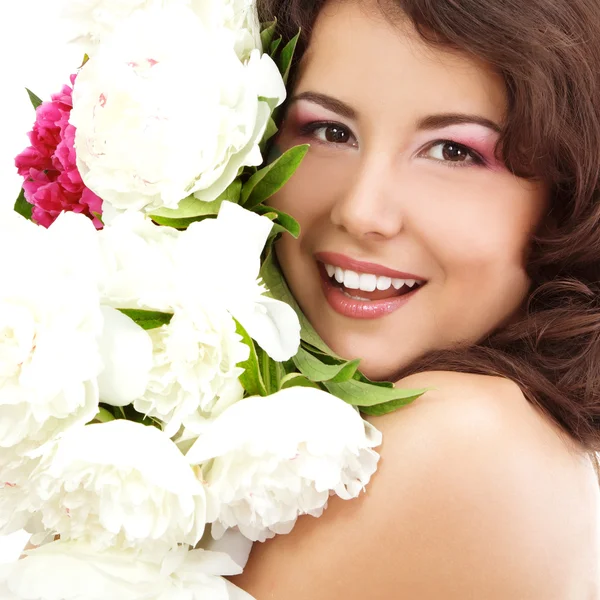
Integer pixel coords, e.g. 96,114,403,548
233,1,600,597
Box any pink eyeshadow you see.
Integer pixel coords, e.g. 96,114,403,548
427,125,504,170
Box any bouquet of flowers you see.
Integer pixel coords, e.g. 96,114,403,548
0,1,424,598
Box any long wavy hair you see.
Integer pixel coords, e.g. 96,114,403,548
258,0,600,466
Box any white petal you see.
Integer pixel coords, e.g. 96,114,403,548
200,528,254,570
232,296,300,362
97,306,153,407
247,50,287,107
186,387,372,463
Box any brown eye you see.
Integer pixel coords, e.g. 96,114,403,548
422,140,483,167
324,125,350,143
441,142,470,162
312,124,356,145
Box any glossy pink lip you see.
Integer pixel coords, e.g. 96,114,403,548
319,263,423,319
317,263,424,320
315,251,425,281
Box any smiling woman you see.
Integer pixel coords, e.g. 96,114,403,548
231,0,600,597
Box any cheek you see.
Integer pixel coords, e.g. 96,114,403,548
269,150,349,225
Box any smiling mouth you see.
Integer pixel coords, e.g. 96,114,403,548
319,261,426,302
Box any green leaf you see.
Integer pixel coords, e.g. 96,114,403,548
278,30,301,85
235,320,268,397
149,180,242,228
13,188,33,220
26,88,43,111
241,144,309,209
253,205,300,238
260,247,342,357
293,347,360,383
259,117,279,154
93,407,116,423
353,370,395,388
359,398,424,417
261,20,278,54
270,36,282,55
258,347,285,395
118,309,173,330
280,372,322,390
324,379,427,410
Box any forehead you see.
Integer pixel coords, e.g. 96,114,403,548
296,0,507,125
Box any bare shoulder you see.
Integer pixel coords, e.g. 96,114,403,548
234,371,599,600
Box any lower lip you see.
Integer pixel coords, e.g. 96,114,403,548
319,265,421,319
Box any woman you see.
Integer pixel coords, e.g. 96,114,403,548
232,0,600,597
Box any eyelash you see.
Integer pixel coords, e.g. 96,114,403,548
298,120,486,168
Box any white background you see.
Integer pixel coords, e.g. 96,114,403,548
0,0,80,215
0,0,80,562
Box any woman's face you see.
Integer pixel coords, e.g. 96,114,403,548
271,0,548,381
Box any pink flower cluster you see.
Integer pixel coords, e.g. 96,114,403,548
15,75,103,229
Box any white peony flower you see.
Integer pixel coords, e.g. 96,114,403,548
62,0,262,61
0,211,102,469
0,541,252,600
71,5,285,213
134,306,249,438
98,210,179,312
175,202,301,362
29,420,206,553
97,306,153,407
186,387,382,542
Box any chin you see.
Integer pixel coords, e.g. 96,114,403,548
321,333,412,383
354,354,409,382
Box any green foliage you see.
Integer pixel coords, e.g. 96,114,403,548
270,36,282,55
117,309,173,330
261,20,278,52
324,379,427,412
259,117,279,155
235,320,269,397
252,205,300,239
293,347,360,383
150,180,242,228
280,372,321,390
257,347,286,395
13,188,33,220
93,406,116,423
26,88,43,110
241,145,309,209
278,31,301,85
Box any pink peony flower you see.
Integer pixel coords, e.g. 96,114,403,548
15,75,103,229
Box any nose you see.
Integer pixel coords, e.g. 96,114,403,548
330,154,404,240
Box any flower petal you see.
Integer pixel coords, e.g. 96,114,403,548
97,306,153,407
231,296,300,362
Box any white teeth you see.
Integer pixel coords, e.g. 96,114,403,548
358,273,377,292
343,270,360,290
376,276,392,291
323,263,422,292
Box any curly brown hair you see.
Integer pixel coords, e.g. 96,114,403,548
258,0,600,464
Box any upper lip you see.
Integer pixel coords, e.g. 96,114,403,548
315,251,426,281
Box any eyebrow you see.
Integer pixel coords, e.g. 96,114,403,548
290,91,502,134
